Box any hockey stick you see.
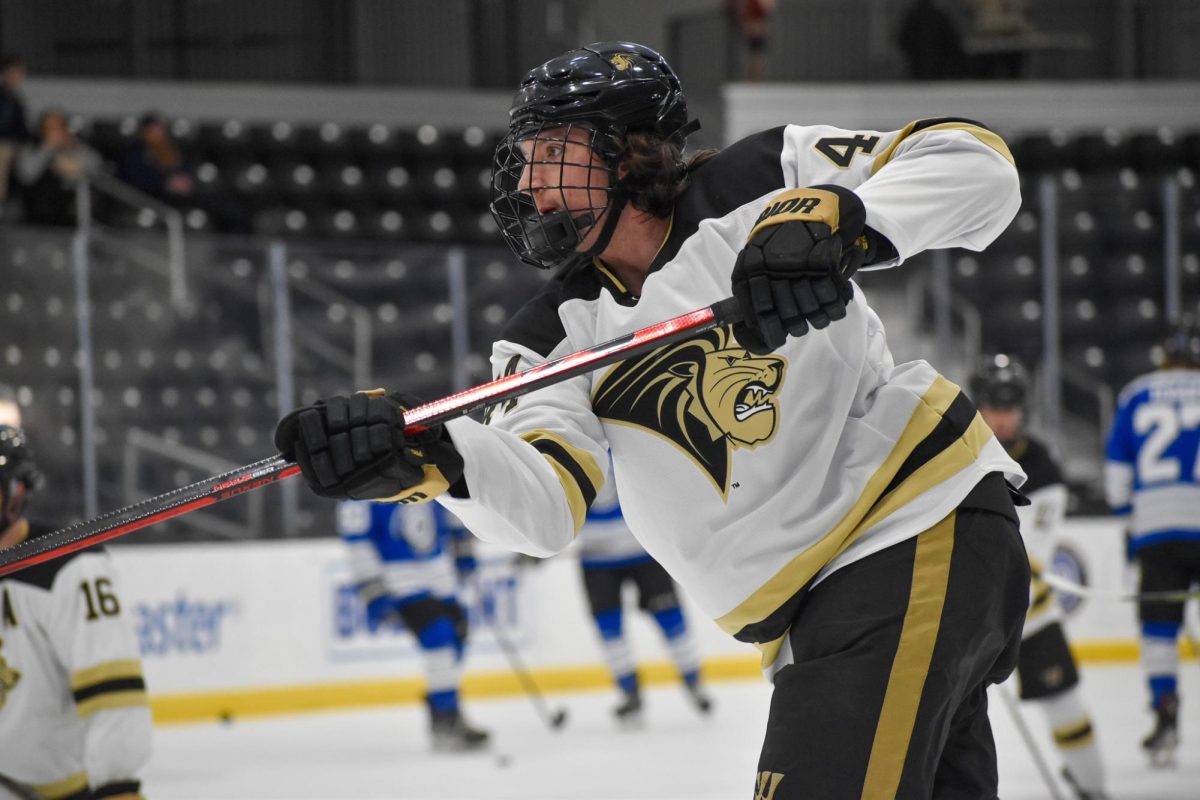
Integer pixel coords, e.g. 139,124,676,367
489,616,569,731
465,570,568,731
994,683,1067,800
0,298,744,578
1039,571,1200,604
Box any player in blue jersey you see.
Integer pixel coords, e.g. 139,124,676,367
579,465,712,724
1104,321,1200,767
336,499,490,752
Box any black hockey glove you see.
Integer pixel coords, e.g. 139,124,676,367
273,390,465,503
731,184,869,355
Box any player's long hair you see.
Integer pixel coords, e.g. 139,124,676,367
621,131,719,217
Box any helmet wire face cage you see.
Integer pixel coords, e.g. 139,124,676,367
490,41,693,271
0,425,41,530
492,121,621,270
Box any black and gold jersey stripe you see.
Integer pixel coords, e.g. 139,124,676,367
31,771,90,800
519,430,605,533
717,376,996,663
872,117,1014,175
71,659,148,718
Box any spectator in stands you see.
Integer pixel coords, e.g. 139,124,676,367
897,0,969,80
0,54,32,215
117,112,195,203
725,0,775,81
117,111,249,233
15,109,101,226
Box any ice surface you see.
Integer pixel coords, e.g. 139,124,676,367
142,665,1197,799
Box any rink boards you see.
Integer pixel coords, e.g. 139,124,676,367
107,517,1196,724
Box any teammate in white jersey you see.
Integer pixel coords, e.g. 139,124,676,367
1105,321,1200,767
0,425,152,800
276,42,1030,797
971,356,1109,799
578,461,711,723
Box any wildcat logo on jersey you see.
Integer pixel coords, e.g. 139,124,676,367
593,327,786,498
754,771,785,800
0,638,20,709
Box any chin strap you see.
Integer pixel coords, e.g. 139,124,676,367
579,182,629,261
582,118,698,257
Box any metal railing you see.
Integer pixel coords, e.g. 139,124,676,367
258,254,374,391
76,171,187,307
72,171,188,518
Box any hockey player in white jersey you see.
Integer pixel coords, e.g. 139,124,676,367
578,459,711,724
276,42,1030,797
0,425,152,799
971,355,1110,799
1105,321,1200,767
335,494,489,752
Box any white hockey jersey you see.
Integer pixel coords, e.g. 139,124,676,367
1009,435,1069,638
578,469,652,568
441,119,1024,667
0,522,152,799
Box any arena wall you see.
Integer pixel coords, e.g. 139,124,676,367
107,517,1196,724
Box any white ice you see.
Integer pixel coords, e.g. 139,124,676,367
142,664,1197,799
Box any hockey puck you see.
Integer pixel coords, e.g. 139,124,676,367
495,754,513,768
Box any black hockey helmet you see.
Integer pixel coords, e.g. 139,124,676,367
970,353,1029,409
508,42,690,154
491,42,695,270
1160,319,1200,368
0,425,42,529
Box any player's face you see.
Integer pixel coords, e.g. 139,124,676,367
517,126,612,250
979,405,1022,444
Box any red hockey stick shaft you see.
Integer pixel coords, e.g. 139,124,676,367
0,297,744,577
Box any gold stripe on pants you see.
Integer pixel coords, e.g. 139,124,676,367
860,512,956,799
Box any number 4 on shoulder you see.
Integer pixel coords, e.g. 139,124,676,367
815,135,880,169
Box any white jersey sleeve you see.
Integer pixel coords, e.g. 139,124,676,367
779,120,1021,265
441,336,609,557
48,552,152,795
